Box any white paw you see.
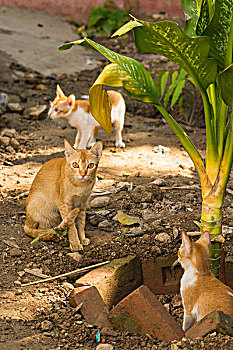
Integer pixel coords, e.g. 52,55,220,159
82,238,90,246
115,141,125,148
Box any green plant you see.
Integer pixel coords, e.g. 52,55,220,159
59,0,233,276
87,0,129,35
31,228,67,245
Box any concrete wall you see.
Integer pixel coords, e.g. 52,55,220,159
0,0,183,22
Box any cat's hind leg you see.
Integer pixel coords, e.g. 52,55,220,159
114,120,125,148
182,311,196,331
87,126,99,148
73,128,81,149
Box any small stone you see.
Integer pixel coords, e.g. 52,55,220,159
141,234,151,243
1,128,17,137
14,280,21,286
62,282,74,292
67,252,82,263
0,136,10,147
154,233,171,243
96,344,114,350
90,196,110,208
95,210,111,216
35,84,47,90
7,103,24,113
17,271,25,278
98,219,109,228
10,248,22,257
28,105,47,119
130,226,143,236
10,138,20,149
15,289,23,295
101,327,118,337
41,320,53,331
142,209,157,223
152,178,165,186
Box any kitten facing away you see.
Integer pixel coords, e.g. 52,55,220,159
48,85,125,149
177,230,233,331
24,140,102,251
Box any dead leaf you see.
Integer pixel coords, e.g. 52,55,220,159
117,210,141,226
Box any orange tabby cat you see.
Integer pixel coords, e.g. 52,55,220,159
24,140,102,251
48,85,125,149
178,230,233,331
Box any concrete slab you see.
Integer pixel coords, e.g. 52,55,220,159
0,6,96,75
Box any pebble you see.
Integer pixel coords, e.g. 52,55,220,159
90,196,110,208
130,226,143,236
101,327,118,337
154,233,171,243
67,252,82,263
28,105,47,119
10,138,20,148
142,209,157,223
41,320,53,331
0,136,10,147
7,102,24,113
10,248,22,257
96,344,114,350
98,219,110,228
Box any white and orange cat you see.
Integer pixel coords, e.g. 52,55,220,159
24,140,102,251
48,85,125,149
178,230,233,331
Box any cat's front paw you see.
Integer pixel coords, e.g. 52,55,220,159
82,238,90,246
115,141,125,148
70,242,83,251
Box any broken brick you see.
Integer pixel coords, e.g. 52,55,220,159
69,285,112,328
75,255,142,308
108,285,184,341
185,310,233,339
142,255,183,294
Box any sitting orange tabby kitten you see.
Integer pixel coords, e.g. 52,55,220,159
24,140,102,251
178,230,233,331
48,85,126,149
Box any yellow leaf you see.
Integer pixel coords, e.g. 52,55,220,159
117,210,141,225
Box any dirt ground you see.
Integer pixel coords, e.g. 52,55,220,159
0,33,233,350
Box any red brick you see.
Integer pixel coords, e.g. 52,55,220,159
75,255,142,308
69,286,112,328
142,256,183,294
108,285,184,341
185,311,233,339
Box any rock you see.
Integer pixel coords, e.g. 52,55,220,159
10,137,20,149
95,210,111,216
0,136,10,147
69,285,112,328
130,184,163,203
1,128,17,137
67,252,82,263
96,344,114,350
185,310,233,338
152,178,165,186
154,233,171,243
17,271,25,278
9,248,22,257
142,209,157,223
35,84,47,90
100,327,118,337
108,285,184,341
74,255,142,308
61,282,75,292
0,92,9,113
28,105,47,119
90,196,110,208
98,220,110,228
7,102,24,113
41,320,53,331
130,226,143,236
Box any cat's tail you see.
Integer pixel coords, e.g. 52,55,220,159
24,208,80,241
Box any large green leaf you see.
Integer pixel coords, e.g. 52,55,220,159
114,20,217,93
180,0,199,36
59,38,160,134
219,64,233,108
203,0,233,68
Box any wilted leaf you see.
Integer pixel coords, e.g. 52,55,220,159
117,210,141,225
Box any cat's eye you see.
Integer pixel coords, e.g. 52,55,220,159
72,162,79,168
88,163,95,169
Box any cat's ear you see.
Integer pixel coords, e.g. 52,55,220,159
197,231,211,247
67,94,75,108
181,230,192,254
90,141,103,160
64,139,75,159
57,85,66,98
